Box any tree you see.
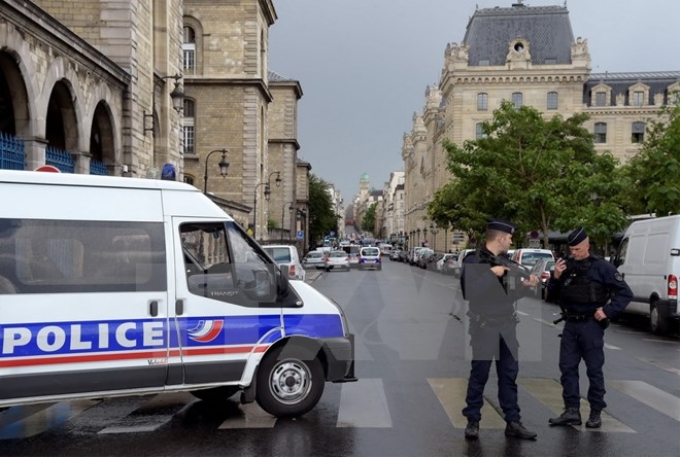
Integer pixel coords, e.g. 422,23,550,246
362,202,377,235
619,98,680,216
308,174,335,247
428,101,628,249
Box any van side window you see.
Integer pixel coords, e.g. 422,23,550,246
0,218,166,294
180,223,234,297
615,238,629,267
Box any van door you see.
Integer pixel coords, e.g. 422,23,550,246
171,219,282,386
0,217,170,401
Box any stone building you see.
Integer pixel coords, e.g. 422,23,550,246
380,171,405,242
403,2,680,251
0,0,183,178
0,0,309,235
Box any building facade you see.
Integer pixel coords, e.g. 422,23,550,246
403,2,680,252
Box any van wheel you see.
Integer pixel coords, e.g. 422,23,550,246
191,386,239,402
256,345,324,417
650,301,670,335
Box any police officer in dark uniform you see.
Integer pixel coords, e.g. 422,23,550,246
547,227,632,428
461,219,540,440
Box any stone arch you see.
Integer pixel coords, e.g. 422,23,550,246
87,82,121,166
88,100,116,174
0,22,40,139
40,57,84,151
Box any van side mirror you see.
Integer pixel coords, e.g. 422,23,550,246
277,265,290,296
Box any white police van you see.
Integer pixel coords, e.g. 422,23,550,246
0,170,355,417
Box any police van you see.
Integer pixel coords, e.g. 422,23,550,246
612,215,680,335
0,170,355,417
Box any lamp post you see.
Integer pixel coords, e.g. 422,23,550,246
202,148,229,194
282,201,295,240
143,73,184,136
430,223,439,252
252,171,282,240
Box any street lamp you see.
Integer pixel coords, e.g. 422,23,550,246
144,73,184,136
430,223,439,252
252,171,282,240
203,148,229,194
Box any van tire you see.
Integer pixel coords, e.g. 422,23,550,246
191,386,239,402
650,301,670,335
256,345,324,417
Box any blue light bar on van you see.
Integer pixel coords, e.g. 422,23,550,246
670,249,680,256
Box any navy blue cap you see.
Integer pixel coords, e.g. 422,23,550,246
567,227,588,246
487,218,516,235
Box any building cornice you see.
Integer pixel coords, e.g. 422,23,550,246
269,138,301,150
270,80,303,99
2,0,130,88
185,77,273,103
259,0,277,26
207,195,252,213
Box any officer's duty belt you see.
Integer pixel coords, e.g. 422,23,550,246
563,313,592,322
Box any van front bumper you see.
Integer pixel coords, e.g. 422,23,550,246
321,334,357,383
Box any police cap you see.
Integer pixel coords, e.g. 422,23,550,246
567,226,588,246
487,218,516,235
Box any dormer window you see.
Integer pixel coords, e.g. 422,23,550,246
595,92,607,107
628,82,650,107
632,91,644,106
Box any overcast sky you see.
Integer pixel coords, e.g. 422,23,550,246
268,0,680,203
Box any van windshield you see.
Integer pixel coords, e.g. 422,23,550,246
263,247,291,263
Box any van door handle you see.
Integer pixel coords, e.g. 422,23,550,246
176,299,184,315
149,300,158,317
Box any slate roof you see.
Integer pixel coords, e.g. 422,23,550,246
463,4,574,66
583,71,680,106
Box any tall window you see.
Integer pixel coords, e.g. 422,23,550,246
631,121,645,143
183,26,196,74
594,122,607,144
595,91,607,107
477,93,488,111
547,91,558,110
632,91,644,106
476,123,485,139
182,99,195,155
511,92,523,108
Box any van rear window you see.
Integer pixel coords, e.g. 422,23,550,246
0,218,167,294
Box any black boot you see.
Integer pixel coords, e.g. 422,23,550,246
464,420,479,440
586,410,602,428
505,421,537,440
548,407,582,426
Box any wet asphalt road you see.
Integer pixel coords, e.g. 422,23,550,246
0,259,679,457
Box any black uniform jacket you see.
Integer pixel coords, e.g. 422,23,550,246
461,247,530,318
547,255,633,318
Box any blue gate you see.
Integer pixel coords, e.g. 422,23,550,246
0,132,26,170
46,146,75,173
89,158,109,175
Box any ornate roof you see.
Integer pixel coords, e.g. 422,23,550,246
463,3,574,66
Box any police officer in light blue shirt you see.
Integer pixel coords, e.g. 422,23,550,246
547,227,632,428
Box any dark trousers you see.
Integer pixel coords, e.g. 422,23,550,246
559,319,606,411
463,323,521,422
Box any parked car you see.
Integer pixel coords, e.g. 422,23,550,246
409,247,423,265
529,257,555,300
613,215,680,334
389,249,402,261
341,244,362,268
510,248,554,268
437,253,457,273
359,246,382,271
452,249,475,278
262,244,306,281
302,250,328,270
324,250,350,271
417,248,435,269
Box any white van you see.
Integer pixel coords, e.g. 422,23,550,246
613,215,680,334
0,170,355,417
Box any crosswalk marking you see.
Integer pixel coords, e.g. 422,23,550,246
337,378,392,428
218,403,277,429
635,358,680,376
608,380,680,422
427,378,506,429
604,343,621,350
518,378,635,433
98,393,193,434
0,400,99,439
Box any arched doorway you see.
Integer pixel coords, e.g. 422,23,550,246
89,101,115,175
45,80,78,172
0,51,30,170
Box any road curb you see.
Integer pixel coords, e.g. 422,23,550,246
306,271,323,284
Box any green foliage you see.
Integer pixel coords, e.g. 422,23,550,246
362,202,377,234
308,174,336,246
619,98,680,216
429,100,628,248
267,219,278,229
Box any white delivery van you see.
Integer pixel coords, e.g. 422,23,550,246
613,215,680,334
0,170,355,417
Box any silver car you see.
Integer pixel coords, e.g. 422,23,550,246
262,245,306,281
302,250,328,270
325,250,350,271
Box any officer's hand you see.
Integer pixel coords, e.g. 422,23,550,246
554,258,567,279
594,307,607,321
490,265,507,277
522,274,539,287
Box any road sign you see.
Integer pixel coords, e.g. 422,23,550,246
296,230,304,240
34,165,61,173
330,231,336,237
